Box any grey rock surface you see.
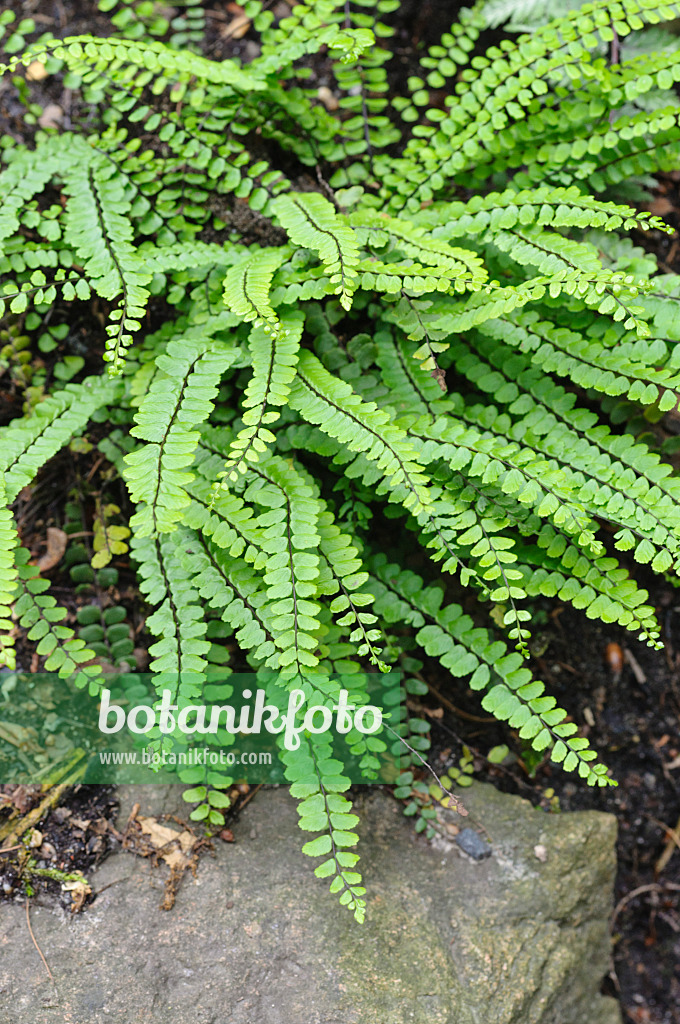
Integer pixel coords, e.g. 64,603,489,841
0,782,621,1024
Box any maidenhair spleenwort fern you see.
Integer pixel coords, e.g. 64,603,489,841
2,0,680,919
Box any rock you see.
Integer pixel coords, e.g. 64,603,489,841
454,825,492,860
0,783,621,1024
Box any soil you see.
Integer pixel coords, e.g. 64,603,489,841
0,2,679,1023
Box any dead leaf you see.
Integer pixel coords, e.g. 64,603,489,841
62,875,92,913
0,784,41,813
134,816,201,910
650,196,674,216
26,60,48,81
137,815,198,870
37,527,68,572
221,6,251,39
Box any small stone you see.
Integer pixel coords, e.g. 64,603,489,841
26,60,48,81
317,86,339,111
38,104,63,130
534,844,548,863
455,828,491,861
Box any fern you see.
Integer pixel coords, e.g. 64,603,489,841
124,339,238,535
216,311,303,484
272,192,360,311
3,0,680,919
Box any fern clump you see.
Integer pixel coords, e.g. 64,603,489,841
1,0,680,918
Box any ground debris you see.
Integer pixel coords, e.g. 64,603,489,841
121,803,212,910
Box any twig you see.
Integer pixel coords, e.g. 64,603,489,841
424,678,496,724
623,647,647,686
652,813,680,876
91,877,130,899
237,783,262,814
381,718,468,817
612,881,680,925
25,898,55,985
0,751,88,847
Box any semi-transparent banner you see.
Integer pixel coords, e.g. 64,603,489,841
0,671,405,784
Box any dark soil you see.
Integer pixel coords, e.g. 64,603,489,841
0,784,118,909
1,2,680,1023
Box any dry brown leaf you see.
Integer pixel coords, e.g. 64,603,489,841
62,875,92,913
0,784,41,814
221,13,251,38
37,527,68,572
137,815,198,870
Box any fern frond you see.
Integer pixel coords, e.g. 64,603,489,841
171,526,278,666
289,350,433,516
316,509,387,671
284,731,366,922
272,192,360,310
0,485,19,669
0,376,121,502
216,310,303,485
12,548,103,693
124,339,238,536
350,209,488,291
210,449,323,673
416,186,672,239
222,247,292,333
132,532,210,701
370,556,613,784
62,154,152,372
3,34,265,92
